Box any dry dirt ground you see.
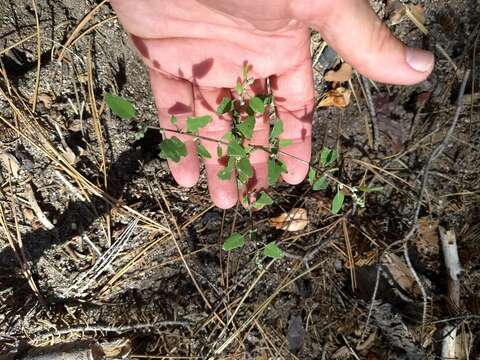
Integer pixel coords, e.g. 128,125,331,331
1,0,480,359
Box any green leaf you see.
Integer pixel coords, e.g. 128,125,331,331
307,167,316,185
253,191,273,209
312,176,328,191
159,136,187,163
328,149,338,166
270,120,284,140
186,115,212,134
320,147,338,168
216,144,223,158
105,93,136,120
217,97,233,115
237,116,255,139
170,115,178,126
320,147,331,167
218,167,233,180
223,233,245,251
237,157,253,178
227,138,246,157
268,159,287,186
249,96,265,114
196,142,211,159
263,242,284,259
222,131,234,142
279,139,293,148
218,157,235,180
237,172,249,184
331,190,345,214
236,80,244,95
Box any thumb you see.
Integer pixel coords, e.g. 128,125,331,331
291,0,434,85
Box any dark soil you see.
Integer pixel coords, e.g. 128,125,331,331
1,0,480,359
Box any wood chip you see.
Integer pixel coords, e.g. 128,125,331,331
0,151,20,177
270,208,308,232
25,183,54,230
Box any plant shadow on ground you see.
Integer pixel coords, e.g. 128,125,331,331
0,128,162,302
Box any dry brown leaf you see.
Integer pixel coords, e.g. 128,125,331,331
390,6,406,25
332,346,350,359
318,87,351,108
356,329,377,351
0,151,20,177
382,252,420,296
100,339,132,359
408,4,425,25
68,119,83,132
60,145,77,164
23,208,35,223
417,217,440,256
37,94,53,109
324,63,353,82
270,208,308,232
353,251,377,267
390,3,425,26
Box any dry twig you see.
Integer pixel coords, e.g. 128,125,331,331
362,69,471,341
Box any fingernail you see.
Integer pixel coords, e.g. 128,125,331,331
406,48,434,72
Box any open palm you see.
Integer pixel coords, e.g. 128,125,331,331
111,0,434,208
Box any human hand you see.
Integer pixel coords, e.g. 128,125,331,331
110,0,434,208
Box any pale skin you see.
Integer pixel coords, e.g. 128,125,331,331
110,0,434,209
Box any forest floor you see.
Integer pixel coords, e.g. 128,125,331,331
1,0,480,359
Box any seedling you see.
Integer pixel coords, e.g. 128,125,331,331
104,66,382,259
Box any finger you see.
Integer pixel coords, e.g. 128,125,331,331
149,69,200,187
291,0,434,85
270,59,315,185
195,86,238,209
238,79,270,196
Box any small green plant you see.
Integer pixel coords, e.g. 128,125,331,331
104,67,382,261
306,146,345,213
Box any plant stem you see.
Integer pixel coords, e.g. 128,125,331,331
147,125,355,191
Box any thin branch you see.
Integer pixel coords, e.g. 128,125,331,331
147,125,355,192
359,75,379,150
27,321,191,342
361,69,471,341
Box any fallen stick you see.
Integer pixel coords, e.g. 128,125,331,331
439,226,462,359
